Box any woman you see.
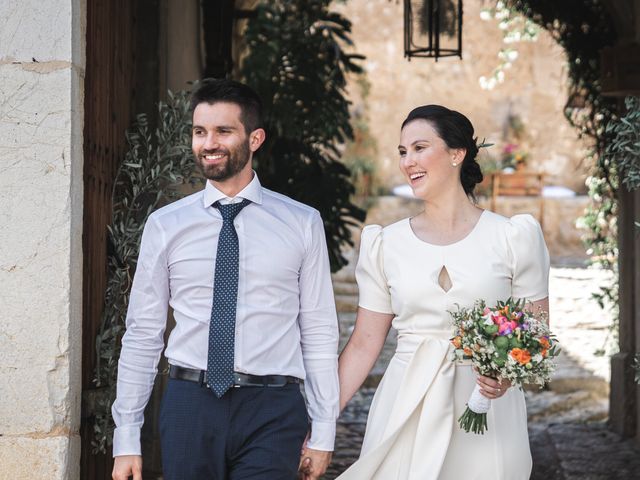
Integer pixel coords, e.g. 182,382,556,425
337,105,550,479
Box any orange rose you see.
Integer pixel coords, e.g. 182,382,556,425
510,348,531,365
539,338,550,358
452,336,462,349
463,347,473,357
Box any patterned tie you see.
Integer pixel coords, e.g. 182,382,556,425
206,198,251,397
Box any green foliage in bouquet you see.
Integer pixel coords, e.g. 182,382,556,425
458,402,489,435
451,297,559,434
451,298,558,382
241,0,366,272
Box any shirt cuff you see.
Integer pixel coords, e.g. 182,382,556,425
112,425,142,457
306,420,336,451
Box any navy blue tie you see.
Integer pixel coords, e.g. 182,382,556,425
206,198,251,397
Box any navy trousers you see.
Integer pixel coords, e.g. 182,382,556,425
159,378,309,480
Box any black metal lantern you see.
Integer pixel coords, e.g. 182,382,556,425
404,0,463,60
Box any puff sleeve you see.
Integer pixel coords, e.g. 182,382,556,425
355,225,394,314
506,214,550,301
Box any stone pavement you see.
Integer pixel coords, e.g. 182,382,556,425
327,266,640,479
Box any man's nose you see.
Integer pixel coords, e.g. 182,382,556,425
203,133,220,150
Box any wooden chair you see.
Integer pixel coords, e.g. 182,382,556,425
490,171,545,229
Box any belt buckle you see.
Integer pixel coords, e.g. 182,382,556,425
233,374,244,387
267,376,287,387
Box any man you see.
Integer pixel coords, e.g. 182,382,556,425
112,79,339,480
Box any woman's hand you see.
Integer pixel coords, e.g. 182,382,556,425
476,375,511,399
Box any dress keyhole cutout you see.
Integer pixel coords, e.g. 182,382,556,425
438,266,452,293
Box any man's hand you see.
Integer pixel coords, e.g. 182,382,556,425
298,448,332,480
112,455,142,480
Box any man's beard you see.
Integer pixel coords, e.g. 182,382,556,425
196,139,251,182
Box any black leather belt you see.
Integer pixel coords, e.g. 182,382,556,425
169,365,300,388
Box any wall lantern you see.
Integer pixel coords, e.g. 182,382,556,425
404,0,463,60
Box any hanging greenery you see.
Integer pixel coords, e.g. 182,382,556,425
602,95,640,366
502,0,620,347
606,96,640,191
240,0,366,271
478,2,541,90
91,90,201,453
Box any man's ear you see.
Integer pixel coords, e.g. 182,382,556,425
249,128,266,152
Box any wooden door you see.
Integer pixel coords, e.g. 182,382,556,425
81,1,135,478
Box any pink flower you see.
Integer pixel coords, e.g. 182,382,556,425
503,143,517,154
497,318,518,335
493,314,507,325
498,322,512,335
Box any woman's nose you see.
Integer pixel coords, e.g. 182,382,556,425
402,153,417,168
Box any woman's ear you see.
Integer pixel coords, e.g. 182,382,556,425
452,148,466,165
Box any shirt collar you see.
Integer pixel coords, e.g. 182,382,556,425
203,171,263,207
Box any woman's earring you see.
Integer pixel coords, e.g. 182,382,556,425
452,162,458,167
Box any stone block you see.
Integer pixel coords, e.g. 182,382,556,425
0,0,83,64
610,351,638,437
0,64,82,436
0,434,80,480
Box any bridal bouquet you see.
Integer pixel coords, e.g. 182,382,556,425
450,298,559,434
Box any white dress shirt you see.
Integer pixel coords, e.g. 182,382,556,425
112,173,340,456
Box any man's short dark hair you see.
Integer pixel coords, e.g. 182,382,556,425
190,78,263,134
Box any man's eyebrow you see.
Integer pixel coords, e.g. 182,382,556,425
191,124,238,130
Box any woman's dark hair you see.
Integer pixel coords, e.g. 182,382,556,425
402,105,483,199
190,78,263,134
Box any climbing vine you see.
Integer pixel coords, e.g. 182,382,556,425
91,90,201,453
478,1,541,90
606,96,640,192
502,0,620,346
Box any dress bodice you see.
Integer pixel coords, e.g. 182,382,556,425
355,210,550,336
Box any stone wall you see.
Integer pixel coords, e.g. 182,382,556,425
0,1,85,478
334,0,591,194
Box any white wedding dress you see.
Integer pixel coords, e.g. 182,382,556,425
338,211,550,480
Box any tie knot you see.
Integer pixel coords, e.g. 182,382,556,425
215,198,251,221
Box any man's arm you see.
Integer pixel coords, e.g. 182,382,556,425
111,215,170,464
297,211,340,478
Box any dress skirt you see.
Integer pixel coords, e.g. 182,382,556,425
337,332,532,480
